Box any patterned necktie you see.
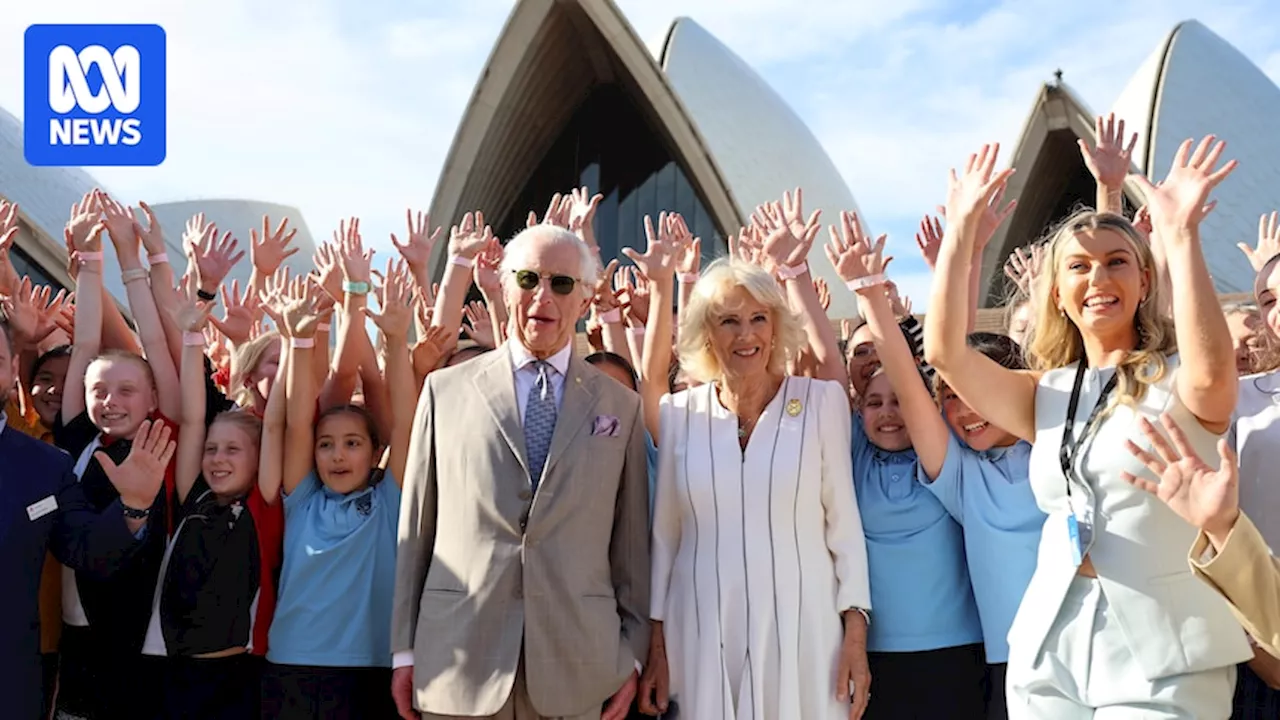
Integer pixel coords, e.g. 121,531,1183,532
524,360,558,490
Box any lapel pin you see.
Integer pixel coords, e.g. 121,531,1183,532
786,398,802,417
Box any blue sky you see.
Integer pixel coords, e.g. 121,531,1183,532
5,0,1280,312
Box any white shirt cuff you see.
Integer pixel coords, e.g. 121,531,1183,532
392,650,415,669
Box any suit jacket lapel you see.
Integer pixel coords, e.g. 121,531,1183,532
474,347,531,478
542,355,598,482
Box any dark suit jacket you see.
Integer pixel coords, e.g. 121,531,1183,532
0,422,76,720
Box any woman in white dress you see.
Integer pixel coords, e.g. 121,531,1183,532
638,258,873,720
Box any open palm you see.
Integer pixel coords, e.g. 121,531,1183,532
1122,413,1240,536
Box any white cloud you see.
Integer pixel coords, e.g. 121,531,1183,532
5,0,1280,317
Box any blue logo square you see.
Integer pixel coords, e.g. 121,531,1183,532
24,24,166,167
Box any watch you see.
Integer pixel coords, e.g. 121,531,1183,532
121,503,151,520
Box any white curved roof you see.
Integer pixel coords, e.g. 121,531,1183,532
1110,20,1280,293
0,107,133,303
145,199,317,287
660,17,862,316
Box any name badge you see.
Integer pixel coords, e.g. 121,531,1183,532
27,495,58,521
1066,513,1094,568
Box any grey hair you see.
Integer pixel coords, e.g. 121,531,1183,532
499,225,600,299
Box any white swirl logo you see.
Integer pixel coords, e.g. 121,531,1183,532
47,44,140,114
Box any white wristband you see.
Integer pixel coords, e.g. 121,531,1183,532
290,337,315,349
599,308,622,324
182,332,205,347
776,262,809,280
449,255,475,269
677,272,700,284
846,274,887,292
148,253,170,266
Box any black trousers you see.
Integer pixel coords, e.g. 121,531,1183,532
56,625,160,720
261,663,397,720
161,654,261,720
1232,661,1280,720
865,643,986,720
985,662,1008,720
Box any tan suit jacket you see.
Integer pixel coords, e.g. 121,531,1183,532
392,346,651,718
1191,511,1280,658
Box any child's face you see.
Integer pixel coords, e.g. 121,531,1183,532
314,412,377,494
203,421,259,500
85,358,156,439
31,355,69,427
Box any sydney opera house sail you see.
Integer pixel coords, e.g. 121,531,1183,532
427,0,867,316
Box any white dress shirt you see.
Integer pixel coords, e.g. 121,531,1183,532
509,340,572,418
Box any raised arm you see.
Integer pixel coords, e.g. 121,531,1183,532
828,214,951,479
624,214,687,443
248,216,298,302
134,202,182,366
173,290,214,504
63,195,107,423
320,219,372,410
363,262,415,485
924,145,1039,443
100,194,185,419
432,212,496,342
758,190,846,385
1132,136,1238,429
266,275,323,495
1080,113,1138,216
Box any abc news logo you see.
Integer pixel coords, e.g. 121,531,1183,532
48,44,143,146
24,24,166,167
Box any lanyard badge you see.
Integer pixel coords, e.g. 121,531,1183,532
1059,360,1115,567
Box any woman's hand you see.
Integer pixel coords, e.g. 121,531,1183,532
1079,113,1138,190
755,189,822,274
1131,135,1236,237
944,144,1015,242
134,201,166,256
448,211,496,262
637,622,671,716
390,209,440,279
334,217,374,283
836,611,871,719
210,279,260,346
1002,244,1044,296
191,227,245,296
1239,211,1280,272
1121,412,1241,548
622,213,685,283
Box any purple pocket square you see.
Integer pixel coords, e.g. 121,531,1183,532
592,415,621,437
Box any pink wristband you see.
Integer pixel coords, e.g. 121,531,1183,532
76,251,104,261
148,253,170,265
599,308,622,324
846,274,888,292
182,332,205,347
677,272,700,284
290,337,315,349
629,326,646,336
775,262,809,280
317,322,331,332
449,255,475,269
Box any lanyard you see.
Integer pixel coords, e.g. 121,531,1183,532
1058,359,1117,498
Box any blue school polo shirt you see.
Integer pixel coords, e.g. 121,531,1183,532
268,470,400,667
852,416,982,653
919,434,1045,663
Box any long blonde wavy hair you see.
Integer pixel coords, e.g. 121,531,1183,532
1023,209,1176,408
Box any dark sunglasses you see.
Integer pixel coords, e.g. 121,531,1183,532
513,269,578,296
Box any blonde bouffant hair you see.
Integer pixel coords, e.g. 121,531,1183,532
1024,209,1176,409
676,259,805,384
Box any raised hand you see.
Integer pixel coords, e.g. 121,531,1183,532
668,213,701,277
728,225,766,268
210,279,260,345
0,200,22,295
1239,211,1280,272
312,243,344,302
462,300,495,348
887,281,912,319
945,144,1015,238
182,212,212,260
192,227,245,293
813,276,831,312
335,217,374,283
621,213,684,283
1131,135,1237,235
626,268,652,326
251,216,299,277
824,211,888,288
915,215,943,270
96,419,176,510
974,184,1017,251
366,258,414,339
171,283,214,334
566,186,604,248
66,191,103,255
29,283,71,347
258,268,292,332
1003,244,1044,296
280,277,326,339
1079,113,1139,189
473,239,504,297
755,194,822,273
3,276,43,348
448,211,496,261
1121,413,1240,542
412,325,454,377
391,209,440,276
133,201,166,256
97,193,142,260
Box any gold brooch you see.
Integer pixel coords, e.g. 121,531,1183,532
786,398,802,417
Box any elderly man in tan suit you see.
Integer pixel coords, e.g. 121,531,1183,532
390,224,650,720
